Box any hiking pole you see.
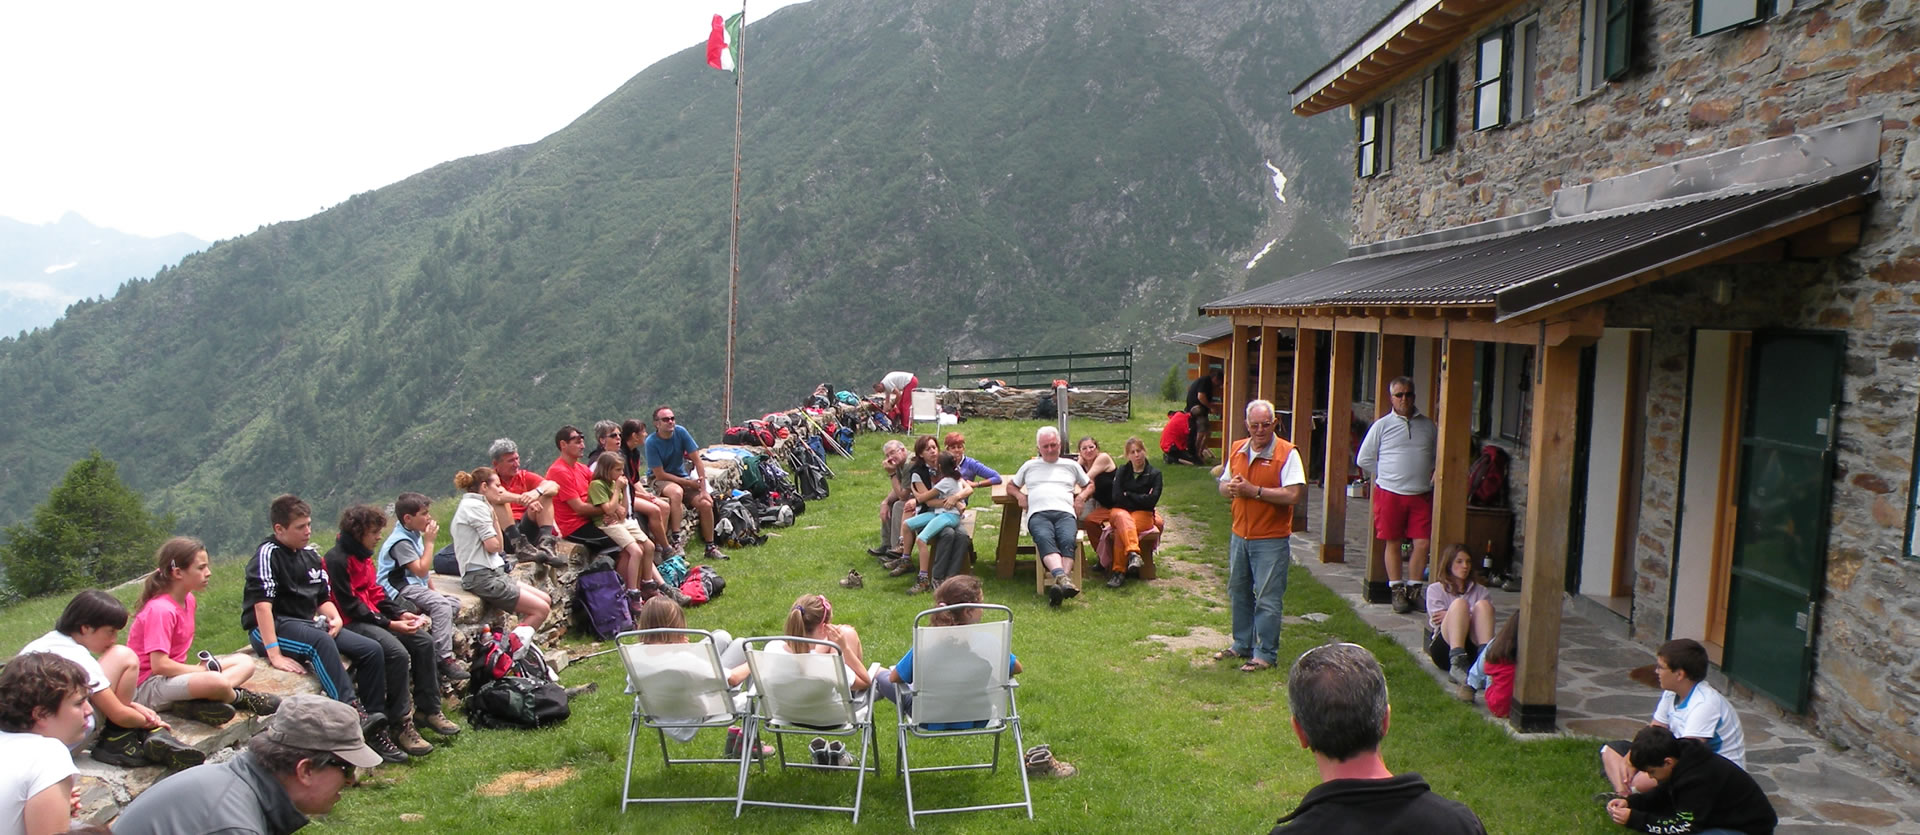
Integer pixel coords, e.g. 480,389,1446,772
798,409,856,459
572,646,621,663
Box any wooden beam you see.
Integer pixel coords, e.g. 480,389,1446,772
1226,324,1253,453
1289,328,1320,534
1706,241,1786,266
1431,337,1476,557
1335,317,1378,333
1786,214,1864,257
1257,326,1282,407
1513,341,1580,733
1321,332,1355,563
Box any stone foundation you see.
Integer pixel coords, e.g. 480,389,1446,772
938,387,1130,422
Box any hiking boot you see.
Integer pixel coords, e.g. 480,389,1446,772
416,711,461,736
175,698,237,726
1057,574,1080,601
666,584,693,607
525,543,569,569
502,523,529,555
395,719,435,757
888,559,916,577
89,724,153,768
232,688,282,715
437,657,471,683
839,569,864,589
1106,571,1125,589
705,544,729,561
1046,581,1064,608
143,729,207,771
865,546,894,558
875,550,906,566
1453,683,1477,703
827,739,850,766
1125,551,1144,577
1023,744,1077,778
358,708,389,739
808,736,831,765
368,728,410,764
1448,652,1471,685
907,576,934,595
1390,585,1414,614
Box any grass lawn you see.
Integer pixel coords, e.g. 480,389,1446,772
3,398,1617,832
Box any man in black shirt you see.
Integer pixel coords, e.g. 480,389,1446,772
1271,642,1485,834
1608,726,1776,834
1186,369,1222,461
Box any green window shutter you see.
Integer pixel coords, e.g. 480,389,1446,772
1604,0,1633,80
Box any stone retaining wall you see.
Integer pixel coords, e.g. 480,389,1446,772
938,387,1130,422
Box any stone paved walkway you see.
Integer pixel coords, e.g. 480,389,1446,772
1287,485,1920,834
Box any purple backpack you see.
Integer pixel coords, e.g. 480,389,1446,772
574,561,634,640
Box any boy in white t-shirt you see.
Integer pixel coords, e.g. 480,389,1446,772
0,652,93,835
1598,638,1746,799
17,590,203,771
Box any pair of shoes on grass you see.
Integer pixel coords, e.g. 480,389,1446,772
808,736,851,766
1045,572,1080,607
724,726,774,760
839,569,864,588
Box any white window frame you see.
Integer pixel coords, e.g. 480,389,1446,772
1513,16,1540,120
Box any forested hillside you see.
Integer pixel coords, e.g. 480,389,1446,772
0,0,1386,554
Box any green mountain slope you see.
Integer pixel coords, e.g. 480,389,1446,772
0,0,1379,553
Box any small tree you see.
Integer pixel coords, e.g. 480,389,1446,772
0,452,174,598
1161,363,1182,401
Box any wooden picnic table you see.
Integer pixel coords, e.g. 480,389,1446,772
991,482,1022,578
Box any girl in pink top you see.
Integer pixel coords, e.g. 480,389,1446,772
1424,543,1494,686
126,537,279,718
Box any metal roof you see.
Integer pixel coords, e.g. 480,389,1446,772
1169,321,1235,345
1200,168,1875,321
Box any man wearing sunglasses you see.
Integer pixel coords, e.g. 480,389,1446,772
646,406,728,561
1356,376,1439,614
114,694,383,834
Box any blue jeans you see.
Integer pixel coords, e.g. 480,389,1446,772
1228,535,1291,665
1028,510,1077,561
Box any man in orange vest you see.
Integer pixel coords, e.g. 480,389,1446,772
1215,399,1307,673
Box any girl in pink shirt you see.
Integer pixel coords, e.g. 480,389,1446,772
1423,543,1495,686
126,537,280,719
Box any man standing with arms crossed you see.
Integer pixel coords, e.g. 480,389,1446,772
1215,400,1306,672
1356,376,1438,614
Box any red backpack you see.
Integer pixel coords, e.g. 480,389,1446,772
1467,444,1509,507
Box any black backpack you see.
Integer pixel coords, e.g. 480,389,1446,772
464,676,571,729
713,497,767,548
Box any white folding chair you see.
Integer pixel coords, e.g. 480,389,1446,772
734,636,879,823
894,603,1031,827
616,629,752,810
909,388,940,432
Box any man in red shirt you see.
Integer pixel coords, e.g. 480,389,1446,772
1160,410,1203,466
487,438,565,566
546,425,615,556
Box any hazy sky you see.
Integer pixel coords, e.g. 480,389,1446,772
0,1,811,241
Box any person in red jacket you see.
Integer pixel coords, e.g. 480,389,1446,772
323,504,454,761
1160,410,1204,466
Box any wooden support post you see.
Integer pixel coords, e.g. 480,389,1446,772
1289,329,1318,533
1363,334,1406,603
1226,323,1253,454
1320,332,1354,563
1431,338,1475,557
1513,341,1580,734
1257,326,1280,406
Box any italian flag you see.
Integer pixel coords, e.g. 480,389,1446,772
707,13,743,72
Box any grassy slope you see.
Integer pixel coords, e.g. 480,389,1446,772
5,403,1601,833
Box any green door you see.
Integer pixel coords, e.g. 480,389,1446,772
1721,331,1844,712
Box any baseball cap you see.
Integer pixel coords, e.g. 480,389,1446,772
264,694,383,768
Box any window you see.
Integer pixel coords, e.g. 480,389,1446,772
1582,0,1636,92
1513,17,1540,120
1695,0,1771,36
1357,103,1391,178
1423,61,1456,156
1473,29,1509,131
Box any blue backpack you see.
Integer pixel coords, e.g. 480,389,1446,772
574,558,633,640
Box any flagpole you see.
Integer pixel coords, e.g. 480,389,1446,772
722,0,746,428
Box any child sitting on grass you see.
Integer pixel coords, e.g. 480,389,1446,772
1458,610,1518,718
128,537,281,723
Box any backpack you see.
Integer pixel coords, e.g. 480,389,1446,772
573,557,634,641
723,426,755,445
469,627,556,687
713,498,767,548
835,390,860,406
1035,394,1057,419
758,456,797,505
1468,444,1510,507
736,451,767,497
833,424,855,455
464,675,571,729
657,553,690,587
432,543,459,576
677,564,718,606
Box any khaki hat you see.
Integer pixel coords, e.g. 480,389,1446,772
263,694,383,768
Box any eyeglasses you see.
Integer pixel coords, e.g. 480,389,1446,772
1391,391,1414,399
311,755,355,782
657,415,677,422
599,433,618,440
563,435,585,442
1246,421,1274,429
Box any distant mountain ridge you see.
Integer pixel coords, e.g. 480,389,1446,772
0,0,1387,554
0,213,206,336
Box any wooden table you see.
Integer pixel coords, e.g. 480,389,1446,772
991,483,1022,579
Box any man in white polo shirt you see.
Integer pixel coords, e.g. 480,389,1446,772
1007,426,1089,607
1356,376,1439,614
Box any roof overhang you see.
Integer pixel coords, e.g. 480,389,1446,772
1290,0,1521,116
1169,321,1235,346
1201,117,1883,324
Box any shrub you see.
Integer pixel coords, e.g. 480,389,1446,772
0,452,174,598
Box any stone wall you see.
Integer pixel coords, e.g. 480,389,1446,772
1338,0,1920,776
938,387,1131,422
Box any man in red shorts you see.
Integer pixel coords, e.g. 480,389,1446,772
874,371,917,432
1356,376,1438,614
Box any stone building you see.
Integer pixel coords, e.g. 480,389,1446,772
1198,0,1920,776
